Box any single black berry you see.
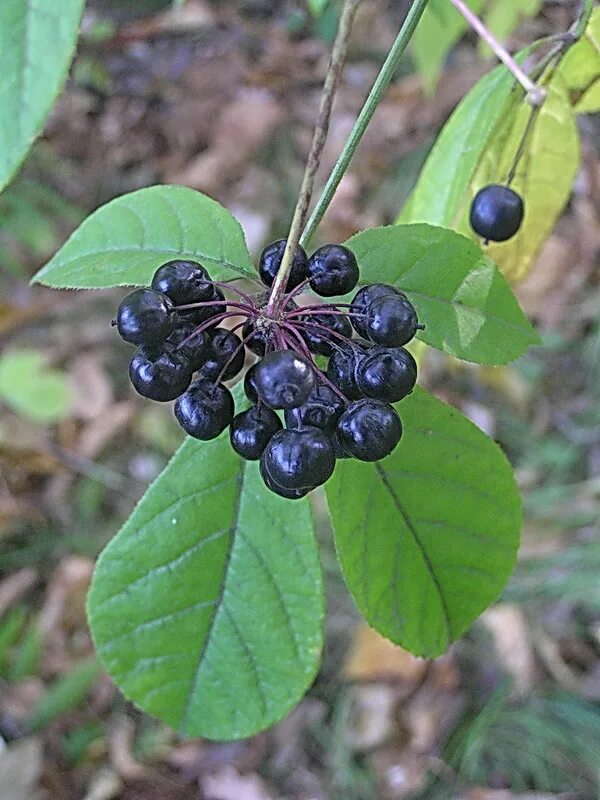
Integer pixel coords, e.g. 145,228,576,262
332,433,352,459
167,324,209,371
326,344,368,400
285,384,345,435
365,295,419,347
470,184,524,242
300,312,353,357
356,347,417,403
258,239,308,291
254,350,315,410
259,459,310,500
151,259,213,305
174,379,234,440
230,405,282,461
176,285,226,327
129,346,192,401
244,363,259,404
337,399,402,461
261,427,335,491
198,328,245,382
117,288,174,347
242,319,272,357
306,244,359,297
350,284,405,339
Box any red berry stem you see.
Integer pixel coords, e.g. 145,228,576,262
177,311,245,349
174,300,257,315
206,280,258,308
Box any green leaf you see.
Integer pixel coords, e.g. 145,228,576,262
32,185,256,289
326,386,521,658
0,349,70,423
399,61,522,229
345,224,539,365
478,0,541,58
470,75,580,281
0,0,85,192
307,0,330,17
27,659,101,732
87,431,324,740
559,6,600,113
412,0,484,95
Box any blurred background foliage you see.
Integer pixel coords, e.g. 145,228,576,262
0,0,599,798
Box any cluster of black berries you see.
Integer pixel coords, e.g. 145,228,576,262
115,240,422,499
470,184,524,243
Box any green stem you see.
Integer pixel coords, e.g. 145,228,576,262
572,0,593,39
300,0,430,249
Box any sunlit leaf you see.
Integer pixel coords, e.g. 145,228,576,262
0,350,70,423
559,6,600,113
0,0,85,191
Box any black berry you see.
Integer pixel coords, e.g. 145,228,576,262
129,346,192,401
356,347,417,403
167,324,209,371
242,319,272,357
117,288,174,347
254,350,315,410
350,284,405,339
285,384,345,435
230,405,282,461
261,427,335,492
365,295,419,347
174,379,234,440
244,363,259,404
337,399,402,461
300,312,353,356
198,328,245,382
306,244,359,297
259,239,308,291
470,184,524,242
151,259,213,305
326,344,368,400
259,459,310,500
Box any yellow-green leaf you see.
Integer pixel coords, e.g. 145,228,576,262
559,6,600,113
0,349,70,423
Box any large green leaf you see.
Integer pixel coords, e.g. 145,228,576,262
33,186,256,289
559,6,600,114
0,0,84,192
326,386,521,658
471,75,579,282
0,349,70,423
399,62,522,229
345,224,539,365
87,431,324,740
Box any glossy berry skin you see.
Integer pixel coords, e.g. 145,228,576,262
258,239,308,291
174,379,234,440
332,433,351,459
261,427,335,491
306,244,359,297
198,328,245,382
470,184,524,242
167,324,209,372
254,350,315,410
356,347,417,403
117,288,174,347
230,405,282,461
337,399,402,461
242,319,272,357
326,345,367,400
151,259,212,305
129,346,192,401
259,459,310,500
176,285,225,327
300,312,353,357
285,384,345,435
365,295,419,347
350,283,405,339
244,363,259,404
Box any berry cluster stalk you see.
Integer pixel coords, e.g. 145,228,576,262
265,0,362,319
300,0,430,249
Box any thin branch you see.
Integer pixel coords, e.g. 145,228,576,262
300,0,431,249
447,0,546,106
265,0,362,318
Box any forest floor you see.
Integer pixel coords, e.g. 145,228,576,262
0,1,599,798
